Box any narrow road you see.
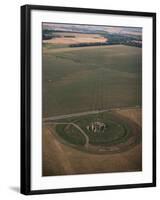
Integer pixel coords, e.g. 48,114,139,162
71,123,89,148
45,122,89,148
43,106,140,122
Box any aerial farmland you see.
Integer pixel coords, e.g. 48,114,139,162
42,23,142,176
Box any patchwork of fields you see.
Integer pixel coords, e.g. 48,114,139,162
42,30,142,176
43,32,107,45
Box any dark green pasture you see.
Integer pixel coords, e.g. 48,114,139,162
55,112,132,147
42,45,142,117
56,123,86,146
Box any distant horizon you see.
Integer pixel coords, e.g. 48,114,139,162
42,22,142,36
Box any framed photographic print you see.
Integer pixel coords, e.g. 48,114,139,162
21,4,156,195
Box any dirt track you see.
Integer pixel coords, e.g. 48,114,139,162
45,122,90,147
42,108,142,176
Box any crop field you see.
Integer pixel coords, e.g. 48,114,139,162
42,45,142,118
43,32,107,45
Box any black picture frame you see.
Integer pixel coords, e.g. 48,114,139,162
21,4,156,195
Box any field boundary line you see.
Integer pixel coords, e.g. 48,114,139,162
43,106,141,121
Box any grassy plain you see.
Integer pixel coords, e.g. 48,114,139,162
42,45,142,118
55,112,132,146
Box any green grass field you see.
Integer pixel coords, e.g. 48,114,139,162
42,45,142,118
56,123,86,146
76,114,131,146
53,111,141,154
43,43,69,49
55,112,131,146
